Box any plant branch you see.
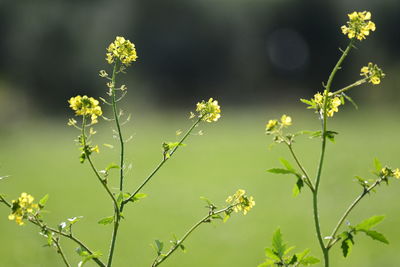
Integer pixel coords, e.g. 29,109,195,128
151,205,234,267
53,237,72,267
28,218,106,267
313,39,354,267
286,143,315,191
326,177,384,249
122,117,203,207
332,78,367,95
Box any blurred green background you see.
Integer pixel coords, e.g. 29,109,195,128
1,0,400,266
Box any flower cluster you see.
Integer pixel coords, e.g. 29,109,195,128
226,189,255,215
106,36,138,66
360,62,385,85
381,167,400,179
341,11,376,41
195,98,221,122
68,95,103,124
8,193,38,226
266,114,292,133
302,91,342,118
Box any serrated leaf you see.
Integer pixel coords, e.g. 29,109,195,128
361,230,389,244
342,93,358,110
374,158,382,173
272,229,286,258
355,215,385,231
300,99,314,106
39,194,49,208
97,216,114,225
267,168,294,175
341,239,352,258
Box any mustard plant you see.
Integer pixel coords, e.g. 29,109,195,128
260,11,395,267
1,36,254,266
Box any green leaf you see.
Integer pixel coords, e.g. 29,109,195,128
105,163,120,172
267,168,294,175
179,244,186,253
325,131,338,143
288,254,298,265
127,193,148,202
272,229,286,258
200,196,213,206
292,177,304,197
342,93,358,110
265,248,280,261
279,158,295,172
340,232,354,258
300,256,320,265
155,240,164,254
38,194,49,208
67,216,83,225
0,175,10,180
361,230,389,244
300,99,314,106
374,158,382,173
258,259,275,267
97,216,114,225
355,215,385,231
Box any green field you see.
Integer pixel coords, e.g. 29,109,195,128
1,105,399,266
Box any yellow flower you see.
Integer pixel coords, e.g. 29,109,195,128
393,168,400,179
8,193,38,226
196,98,221,122
106,36,138,66
280,115,292,126
341,11,376,40
91,145,100,153
266,119,278,132
360,62,385,85
314,93,323,105
68,95,103,124
226,189,255,215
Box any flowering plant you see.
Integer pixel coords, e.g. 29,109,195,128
260,11,395,267
0,36,254,267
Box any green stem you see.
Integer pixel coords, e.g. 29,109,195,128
0,195,11,208
286,143,314,191
110,62,125,192
106,62,125,267
53,237,72,267
122,117,203,207
313,39,354,267
332,78,367,95
29,217,106,267
326,177,384,249
151,205,233,267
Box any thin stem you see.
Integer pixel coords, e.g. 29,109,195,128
81,116,119,212
53,238,72,267
332,78,367,95
110,62,125,192
151,205,233,267
29,218,106,267
106,62,125,267
0,195,11,208
313,39,354,267
286,143,315,191
122,117,203,207
326,177,383,249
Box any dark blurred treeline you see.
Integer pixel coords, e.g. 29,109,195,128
0,0,399,115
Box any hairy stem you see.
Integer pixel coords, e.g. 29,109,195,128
326,177,384,249
313,39,354,267
151,205,233,267
122,117,203,207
